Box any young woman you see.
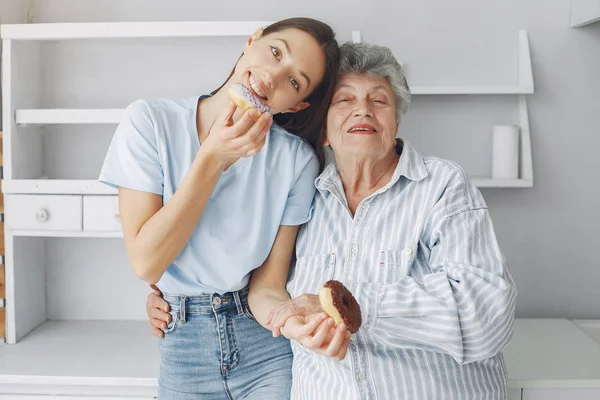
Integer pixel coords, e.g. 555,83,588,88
99,17,339,400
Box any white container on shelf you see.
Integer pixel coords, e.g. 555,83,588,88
492,124,520,180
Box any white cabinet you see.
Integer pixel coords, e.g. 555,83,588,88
505,319,600,400
4,195,82,231
523,388,600,400
83,196,121,232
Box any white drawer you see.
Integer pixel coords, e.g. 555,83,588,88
83,196,122,231
4,195,82,231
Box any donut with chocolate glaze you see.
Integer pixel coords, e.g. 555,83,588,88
227,83,272,117
319,280,362,334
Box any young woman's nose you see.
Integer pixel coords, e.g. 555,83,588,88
268,65,293,88
260,70,275,89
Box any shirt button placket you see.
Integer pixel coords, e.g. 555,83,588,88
351,245,359,259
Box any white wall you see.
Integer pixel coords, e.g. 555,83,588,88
0,0,29,24
11,0,600,318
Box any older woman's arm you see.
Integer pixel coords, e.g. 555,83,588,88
352,189,517,365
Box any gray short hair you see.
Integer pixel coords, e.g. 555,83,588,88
338,42,411,117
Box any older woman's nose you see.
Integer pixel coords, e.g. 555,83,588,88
353,99,374,117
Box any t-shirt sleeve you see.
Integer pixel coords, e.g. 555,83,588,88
280,142,319,226
98,100,163,195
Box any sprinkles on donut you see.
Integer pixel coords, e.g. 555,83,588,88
227,83,272,117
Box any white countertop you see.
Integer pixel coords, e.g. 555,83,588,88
505,319,600,388
1,318,599,392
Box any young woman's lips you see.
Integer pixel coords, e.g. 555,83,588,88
248,74,268,100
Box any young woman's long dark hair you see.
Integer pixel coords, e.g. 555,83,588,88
212,18,340,170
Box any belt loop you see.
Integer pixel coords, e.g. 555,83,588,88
233,290,244,316
179,296,187,324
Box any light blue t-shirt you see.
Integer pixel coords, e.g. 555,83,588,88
99,97,319,295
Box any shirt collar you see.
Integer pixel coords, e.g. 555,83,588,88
315,139,428,193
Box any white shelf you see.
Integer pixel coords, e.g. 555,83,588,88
574,320,600,344
0,176,533,191
2,179,116,195
0,321,158,397
504,319,600,388
11,230,123,238
471,178,533,188
411,86,533,95
16,109,123,125
571,0,600,28
1,21,274,40
354,30,534,97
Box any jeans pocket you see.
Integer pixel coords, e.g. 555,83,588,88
242,303,256,321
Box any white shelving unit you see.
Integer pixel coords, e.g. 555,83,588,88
0,21,537,397
408,30,535,188
15,109,124,125
570,0,600,28
0,21,276,398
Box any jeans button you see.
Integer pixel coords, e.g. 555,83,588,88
212,297,222,306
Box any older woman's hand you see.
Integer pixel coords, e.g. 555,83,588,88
281,313,352,360
265,293,322,337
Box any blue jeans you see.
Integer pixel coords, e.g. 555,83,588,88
158,287,293,399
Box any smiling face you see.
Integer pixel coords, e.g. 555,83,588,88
325,72,399,159
233,28,326,115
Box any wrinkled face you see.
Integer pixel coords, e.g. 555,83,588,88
326,72,399,158
233,28,326,114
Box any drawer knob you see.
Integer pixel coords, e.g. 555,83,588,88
114,212,121,221
36,208,49,222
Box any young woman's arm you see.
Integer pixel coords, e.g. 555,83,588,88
119,149,224,284
247,225,300,328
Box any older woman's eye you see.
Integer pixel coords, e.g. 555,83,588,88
271,46,281,60
290,78,300,91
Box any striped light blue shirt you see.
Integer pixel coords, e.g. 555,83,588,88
286,139,517,400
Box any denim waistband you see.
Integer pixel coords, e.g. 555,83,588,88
163,286,250,317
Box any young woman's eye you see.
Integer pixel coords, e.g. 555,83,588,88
290,78,300,91
271,46,281,60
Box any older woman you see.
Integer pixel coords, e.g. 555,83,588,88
268,42,517,400
148,42,517,400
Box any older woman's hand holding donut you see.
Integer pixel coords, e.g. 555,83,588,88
266,280,361,360
266,293,323,337
279,313,352,360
